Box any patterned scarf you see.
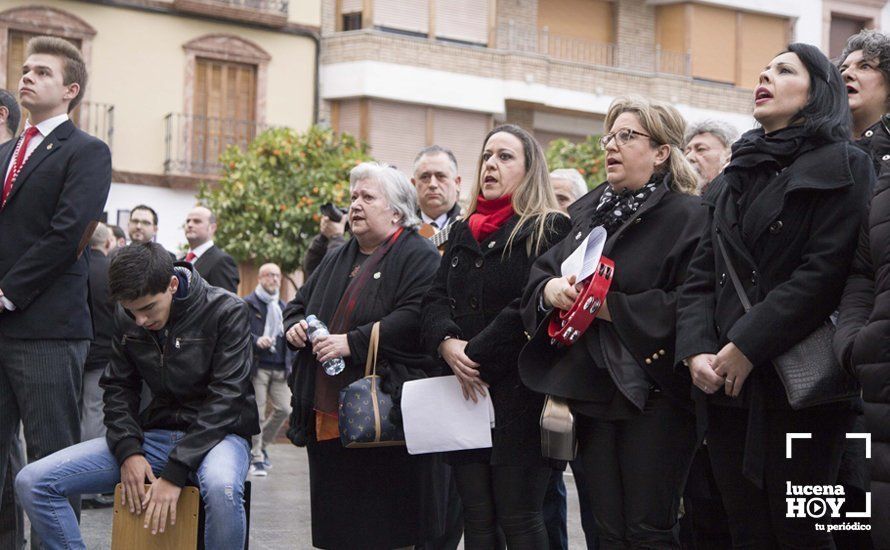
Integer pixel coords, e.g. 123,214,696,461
590,174,661,236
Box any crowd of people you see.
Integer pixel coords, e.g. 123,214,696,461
1,27,890,550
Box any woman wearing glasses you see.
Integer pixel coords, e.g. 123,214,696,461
520,96,704,548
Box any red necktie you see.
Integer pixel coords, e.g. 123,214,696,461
2,126,40,207
185,251,197,263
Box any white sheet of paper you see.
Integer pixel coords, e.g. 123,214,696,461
560,226,606,281
402,376,494,455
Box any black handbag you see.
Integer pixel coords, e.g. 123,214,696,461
715,232,859,409
338,322,405,448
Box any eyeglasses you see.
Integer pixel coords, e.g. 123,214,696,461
599,128,652,149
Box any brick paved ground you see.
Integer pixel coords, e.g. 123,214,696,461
72,443,588,549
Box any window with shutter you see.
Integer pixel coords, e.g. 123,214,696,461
192,57,257,174
374,0,429,36
336,99,362,138
437,0,489,45
432,107,491,197
656,3,788,87
368,100,426,173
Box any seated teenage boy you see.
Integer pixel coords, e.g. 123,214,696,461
15,242,259,549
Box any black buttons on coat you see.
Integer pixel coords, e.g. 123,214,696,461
475,258,484,268
451,256,459,268
469,297,479,309
719,273,727,287
769,220,783,234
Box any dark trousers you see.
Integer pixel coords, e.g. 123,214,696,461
706,404,854,550
0,433,25,550
419,469,464,550
544,470,568,550
0,336,88,549
453,462,551,549
577,393,697,549
680,444,732,549
544,462,599,550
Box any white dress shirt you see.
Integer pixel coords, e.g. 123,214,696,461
186,240,214,261
421,211,448,229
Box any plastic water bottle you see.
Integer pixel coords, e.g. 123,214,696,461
305,315,345,376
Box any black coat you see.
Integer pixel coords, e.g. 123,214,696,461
86,248,114,370
835,114,890,546
421,213,572,466
519,177,705,417
282,229,444,549
101,265,259,487
676,140,872,409
192,244,239,293
0,119,112,339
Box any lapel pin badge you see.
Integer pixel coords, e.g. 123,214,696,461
46,143,53,150
373,272,381,279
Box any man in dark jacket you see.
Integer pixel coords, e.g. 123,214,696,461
245,263,291,477
183,206,240,293
15,243,259,549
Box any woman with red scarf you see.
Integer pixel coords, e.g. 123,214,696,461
421,124,571,549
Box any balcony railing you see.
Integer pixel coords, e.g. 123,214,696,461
164,113,266,176
655,46,691,77
72,101,114,151
538,27,616,67
172,0,288,27
503,20,691,77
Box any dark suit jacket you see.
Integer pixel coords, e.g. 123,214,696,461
86,248,113,370
0,119,112,339
192,245,239,293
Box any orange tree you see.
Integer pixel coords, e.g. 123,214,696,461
199,125,370,276
545,135,607,189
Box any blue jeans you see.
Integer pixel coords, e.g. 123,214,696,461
15,430,250,550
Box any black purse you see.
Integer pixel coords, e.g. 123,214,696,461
338,322,406,448
715,232,859,409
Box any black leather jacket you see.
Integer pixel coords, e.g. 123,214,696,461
100,264,259,487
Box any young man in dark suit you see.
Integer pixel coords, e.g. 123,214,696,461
183,205,240,293
0,35,112,543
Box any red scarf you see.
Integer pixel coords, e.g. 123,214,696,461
468,194,515,242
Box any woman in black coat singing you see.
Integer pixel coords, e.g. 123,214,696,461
420,124,571,549
282,162,443,550
675,43,873,548
519,97,704,549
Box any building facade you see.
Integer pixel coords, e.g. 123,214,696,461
319,0,890,194
0,0,319,250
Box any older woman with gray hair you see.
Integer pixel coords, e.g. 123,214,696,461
550,168,588,212
282,162,444,549
683,119,739,191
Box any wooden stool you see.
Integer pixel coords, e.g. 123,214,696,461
110,481,251,550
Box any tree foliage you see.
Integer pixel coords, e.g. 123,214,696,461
199,125,370,274
545,135,607,189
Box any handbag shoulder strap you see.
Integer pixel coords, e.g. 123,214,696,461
364,321,380,377
715,231,752,313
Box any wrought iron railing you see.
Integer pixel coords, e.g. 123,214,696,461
501,19,692,77
654,45,691,77
73,101,114,151
538,27,616,67
164,113,266,176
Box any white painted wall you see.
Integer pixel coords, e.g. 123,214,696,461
104,182,199,254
